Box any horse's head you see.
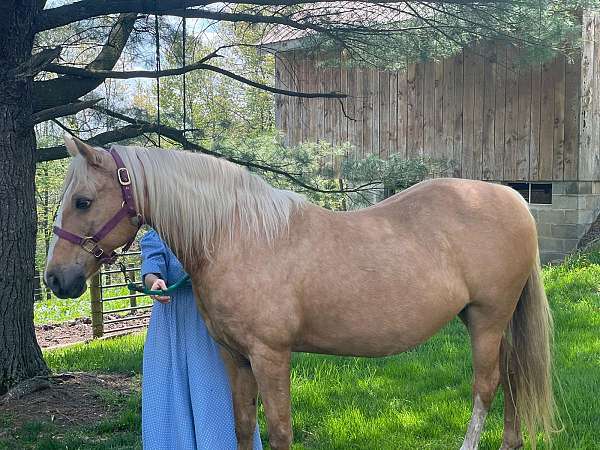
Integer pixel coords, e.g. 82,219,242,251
44,136,141,298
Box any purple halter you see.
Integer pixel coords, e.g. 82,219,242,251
53,147,143,265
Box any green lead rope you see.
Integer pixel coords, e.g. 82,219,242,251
118,262,191,296
127,274,191,296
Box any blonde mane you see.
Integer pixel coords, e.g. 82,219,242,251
109,145,305,261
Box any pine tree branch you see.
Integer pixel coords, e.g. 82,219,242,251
34,0,500,32
39,107,374,194
31,99,102,124
94,107,378,193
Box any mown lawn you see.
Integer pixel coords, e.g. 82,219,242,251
3,250,600,449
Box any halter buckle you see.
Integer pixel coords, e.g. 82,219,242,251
117,167,131,186
81,237,104,258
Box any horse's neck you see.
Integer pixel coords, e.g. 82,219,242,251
141,151,216,271
130,146,304,271
138,152,227,260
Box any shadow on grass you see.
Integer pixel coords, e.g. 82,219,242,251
0,391,142,450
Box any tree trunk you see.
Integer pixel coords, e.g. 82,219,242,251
0,1,49,395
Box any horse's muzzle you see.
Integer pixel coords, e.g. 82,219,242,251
45,265,87,299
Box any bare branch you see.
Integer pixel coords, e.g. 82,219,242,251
36,0,210,31
44,61,346,99
165,7,334,33
181,62,347,99
42,55,220,79
37,123,164,161
32,99,102,124
33,13,136,112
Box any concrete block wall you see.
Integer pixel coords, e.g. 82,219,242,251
530,182,600,263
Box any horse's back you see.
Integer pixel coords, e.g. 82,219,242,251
375,178,529,218
357,177,538,302
364,178,536,266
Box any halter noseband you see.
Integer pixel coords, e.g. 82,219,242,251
53,147,143,265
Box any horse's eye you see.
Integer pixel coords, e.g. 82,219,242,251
75,198,92,210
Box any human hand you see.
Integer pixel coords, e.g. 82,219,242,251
150,278,171,304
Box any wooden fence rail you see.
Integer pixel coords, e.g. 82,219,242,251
35,251,151,338
33,272,51,302
89,251,152,338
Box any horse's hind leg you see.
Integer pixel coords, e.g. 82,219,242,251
460,307,504,450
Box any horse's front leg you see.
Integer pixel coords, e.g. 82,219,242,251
250,346,292,450
220,348,259,450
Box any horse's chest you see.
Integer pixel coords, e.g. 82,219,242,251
190,285,254,354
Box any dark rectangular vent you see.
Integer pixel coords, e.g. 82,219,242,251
506,182,552,205
530,183,552,204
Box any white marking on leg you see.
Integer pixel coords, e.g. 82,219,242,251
460,395,488,450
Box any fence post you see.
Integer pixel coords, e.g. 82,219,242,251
128,269,137,308
90,272,103,338
33,272,42,302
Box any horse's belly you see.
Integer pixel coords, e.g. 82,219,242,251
293,291,467,357
293,337,421,357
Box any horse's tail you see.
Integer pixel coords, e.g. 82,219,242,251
505,250,555,449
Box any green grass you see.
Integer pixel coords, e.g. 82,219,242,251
5,250,600,449
34,286,152,325
44,332,146,374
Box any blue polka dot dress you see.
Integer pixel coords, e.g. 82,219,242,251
140,229,262,450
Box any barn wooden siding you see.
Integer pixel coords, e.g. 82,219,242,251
580,11,600,181
275,43,582,181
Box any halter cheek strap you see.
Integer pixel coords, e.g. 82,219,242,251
53,147,143,265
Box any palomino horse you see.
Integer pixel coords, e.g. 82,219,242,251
45,136,554,450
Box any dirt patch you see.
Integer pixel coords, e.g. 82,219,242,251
0,373,138,434
36,318,94,348
36,313,150,348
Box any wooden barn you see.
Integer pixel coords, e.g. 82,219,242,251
263,11,600,263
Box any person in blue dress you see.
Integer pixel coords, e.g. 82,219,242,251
140,229,262,450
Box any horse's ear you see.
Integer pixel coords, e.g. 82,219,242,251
64,134,104,166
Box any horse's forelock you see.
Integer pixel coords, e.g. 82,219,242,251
61,155,100,200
